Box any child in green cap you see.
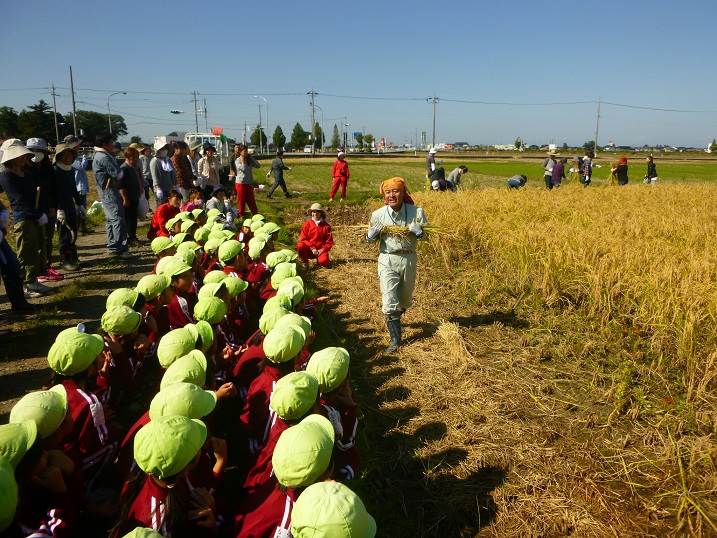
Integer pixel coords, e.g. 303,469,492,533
163,256,198,330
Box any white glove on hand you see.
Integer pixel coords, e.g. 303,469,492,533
0,209,9,228
367,224,384,240
56,209,66,224
408,222,423,237
154,187,163,200
225,212,233,223
38,213,49,226
192,179,200,187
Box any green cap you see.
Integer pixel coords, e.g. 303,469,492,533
164,215,181,231
0,421,37,468
0,461,18,532
273,313,312,339
177,211,191,221
149,382,217,420
223,276,248,297
155,255,175,277
122,529,164,538
264,293,293,313
151,236,175,255
9,385,67,439
48,326,104,376
251,213,266,222
263,325,306,363
206,208,222,219
101,305,142,335
270,371,319,421
178,248,196,267
252,231,270,243
271,262,297,289
194,227,210,243
106,288,141,310
259,221,281,235
160,349,208,390
198,281,227,300
159,256,192,278
259,306,291,335
242,218,253,228
136,273,170,301
180,220,197,234
249,220,264,232
203,270,227,284
134,415,207,480
281,275,305,289
265,251,287,269
218,239,243,263
272,414,334,488
291,481,377,538
203,236,226,255
222,230,236,240
247,243,265,260
157,328,196,368
194,296,227,325
306,347,351,393
185,321,214,353
277,279,304,307
191,208,206,220
176,240,200,254
211,222,225,232
279,249,299,262
171,232,189,246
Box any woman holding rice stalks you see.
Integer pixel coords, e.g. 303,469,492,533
367,177,427,353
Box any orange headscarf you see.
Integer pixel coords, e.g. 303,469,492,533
379,176,409,195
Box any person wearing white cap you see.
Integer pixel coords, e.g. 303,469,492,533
150,140,175,204
92,133,130,257
0,139,52,297
328,150,350,202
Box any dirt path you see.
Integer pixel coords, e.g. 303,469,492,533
0,223,155,420
310,209,666,537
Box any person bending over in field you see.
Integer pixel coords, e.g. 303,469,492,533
507,175,527,189
446,165,468,189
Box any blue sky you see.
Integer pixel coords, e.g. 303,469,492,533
2,0,715,147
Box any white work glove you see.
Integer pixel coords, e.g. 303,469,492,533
38,213,49,226
192,179,200,187
408,222,423,237
56,209,66,224
154,187,164,200
225,212,234,223
0,209,9,228
367,224,384,240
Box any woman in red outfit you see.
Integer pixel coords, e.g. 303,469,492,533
147,190,181,239
296,203,334,267
329,151,350,201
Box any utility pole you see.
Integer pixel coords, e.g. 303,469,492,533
307,89,317,156
594,96,601,156
427,95,439,149
203,98,208,132
69,66,78,136
243,121,247,145
193,91,199,132
50,83,60,144
257,104,263,155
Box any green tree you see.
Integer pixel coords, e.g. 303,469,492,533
312,122,324,150
330,124,341,149
0,107,19,137
363,134,375,152
710,138,717,153
354,133,364,150
272,125,286,150
130,135,143,144
250,126,268,147
65,109,127,142
514,137,522,150
17,100,63,142
562,142,569,150
583,140,596,152
289,122,308,149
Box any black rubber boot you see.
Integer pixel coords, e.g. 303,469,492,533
385,316,402,353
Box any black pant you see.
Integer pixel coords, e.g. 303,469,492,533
268,178,289,197
0,238,28,308
124,202,139,241
58,214,78,263
544,175,553,190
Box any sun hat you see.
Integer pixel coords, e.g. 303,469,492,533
251,214,265,222
259,221,281,235
63,135,82,148
194,296,227,325
264,294,293,313
160,349,207,389
151,236,175,255
153,139,169,152
0,421,37,469
306,347,350,393
26,138,49,152
136,274,171,301
159,256,192,278
273,313,312,339
308,202,328,213
277,279,304,307
218,240,243,263
428,147,437,154
101,305,142,335
123,529,163,538
263,325,306,363
53,143,77,162
269,371,319,421
222,276,248,297
198,281,227,300
128,142,144,152
271,262,297,290
184,321,214,353
189,141,202,152
0,140,33,164
259,306,291,335
337,150,346,157
249,220,265,232
149,382,217,420
134,415,207,480
203,270,227,285
48,325,104,376
0,461,18,532
9,385,67,439
157,328,196,368
106,288,142,310
272,414,334,488
194,227,210,243
291,481,377,538
203,236,225,255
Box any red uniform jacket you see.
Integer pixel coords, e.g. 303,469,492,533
118,411,151,479
167,290,196,329
258,280,276,301
234,481,297,538
242,416,290,493
238,364,281,461
148,203,179,239
332,159,350,180
231,330,266,399
321,402,360,481
298,219,334,251
12,491,72,537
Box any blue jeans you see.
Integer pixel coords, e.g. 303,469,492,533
102,189,128,253
0,238,28,308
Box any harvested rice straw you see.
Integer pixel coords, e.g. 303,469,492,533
332,224,450,237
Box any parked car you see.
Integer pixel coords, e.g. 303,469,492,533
303,145,313,153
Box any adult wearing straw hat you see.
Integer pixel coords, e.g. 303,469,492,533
150,139,175,204
296,203,334,267
53,143,82,270
367,177,427,353
542,150,559,190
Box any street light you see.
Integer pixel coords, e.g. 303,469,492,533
107,91,127,134
253,95,268,152
314,105,325,153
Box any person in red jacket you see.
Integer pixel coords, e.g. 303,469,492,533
328,150,350,202
147,190,181,239
296,203,334,267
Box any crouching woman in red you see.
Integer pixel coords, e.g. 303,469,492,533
296,203,334,268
